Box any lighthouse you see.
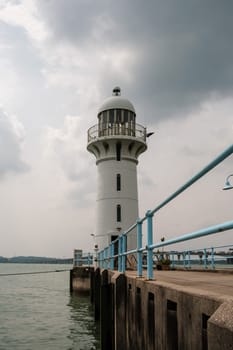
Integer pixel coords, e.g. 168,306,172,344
87,87,147,252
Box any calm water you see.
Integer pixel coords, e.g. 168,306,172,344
0,264,100,350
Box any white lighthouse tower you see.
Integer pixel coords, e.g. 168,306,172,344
87,87,147,251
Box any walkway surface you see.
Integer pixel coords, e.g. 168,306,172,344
125,269,233,299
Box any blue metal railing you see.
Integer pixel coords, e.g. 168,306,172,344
73,253,93,267
97,143,233,279
166,244,233,270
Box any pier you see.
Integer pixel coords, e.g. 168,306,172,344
70,266,233,350
70,143,233,349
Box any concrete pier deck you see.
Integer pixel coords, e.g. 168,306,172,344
126,269,233,299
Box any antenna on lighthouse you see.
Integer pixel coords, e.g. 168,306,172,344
112,86,121,96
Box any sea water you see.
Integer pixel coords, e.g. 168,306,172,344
0,264,100,350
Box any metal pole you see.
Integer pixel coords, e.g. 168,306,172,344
188,251,191,269
110,243,114,270
105,247,108,269
118,236,122,272
183,252,186,269
146,210,154,280
211,247,215,270
101,250,104,269
122,234,127,273
204,248,207,269
137,219,143,277
171,252,175,269
108,244,111,269
103,249,106,269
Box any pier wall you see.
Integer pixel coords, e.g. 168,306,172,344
71,268,233,350
70,266,94,294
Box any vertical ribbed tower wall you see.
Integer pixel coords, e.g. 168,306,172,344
87,87,147,251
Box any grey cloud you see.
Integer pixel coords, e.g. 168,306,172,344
67,179,96,208
36,0,233,121
36,0,107,45
45,115,96,206
0,109,29,177
54,148,96,208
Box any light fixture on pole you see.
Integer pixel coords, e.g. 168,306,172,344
90,233,108,237
222,174,233,190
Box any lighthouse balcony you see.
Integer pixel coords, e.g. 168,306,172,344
87,123,146,143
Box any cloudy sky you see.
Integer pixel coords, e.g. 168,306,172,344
0,0,232,258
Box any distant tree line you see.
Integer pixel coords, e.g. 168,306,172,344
0,256,73,264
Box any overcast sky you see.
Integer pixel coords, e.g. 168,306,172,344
0,0,232,258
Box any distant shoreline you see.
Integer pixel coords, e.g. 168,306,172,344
0,256,73,264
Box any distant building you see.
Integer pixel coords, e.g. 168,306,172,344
87,87,148,251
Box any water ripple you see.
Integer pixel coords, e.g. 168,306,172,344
0,264,100,350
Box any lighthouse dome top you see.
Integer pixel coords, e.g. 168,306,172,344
98,87,136,114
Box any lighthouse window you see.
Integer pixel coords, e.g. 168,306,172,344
116,109,121,123
129,111,135,121
103,111,107,123
116,174,121,191
116,142,121,161
117,204,121,222
123,110,129,122
109,109,114,123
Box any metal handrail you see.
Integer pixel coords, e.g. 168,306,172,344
97,144,233,279
73,253,93,267
87,123,147,142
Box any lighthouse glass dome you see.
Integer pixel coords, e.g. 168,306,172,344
87,87,146,142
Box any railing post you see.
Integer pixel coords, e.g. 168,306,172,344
110,243,114,270
107,246,110,269
102,250,105,269
183,252,186,269
108,245,111,269
102,249,105,269
103,249,106,269
204,248,207,269
102,250,104,269
99,251,102,268
146,210,154,280
188,251,191,269
137,218,143,277
122,234,127,273
211,247,215,270
171,252,175,269
118,236,122,272
105,247,108,269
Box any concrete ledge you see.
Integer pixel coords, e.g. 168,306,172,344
174,267,233,274
208,300,233,350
